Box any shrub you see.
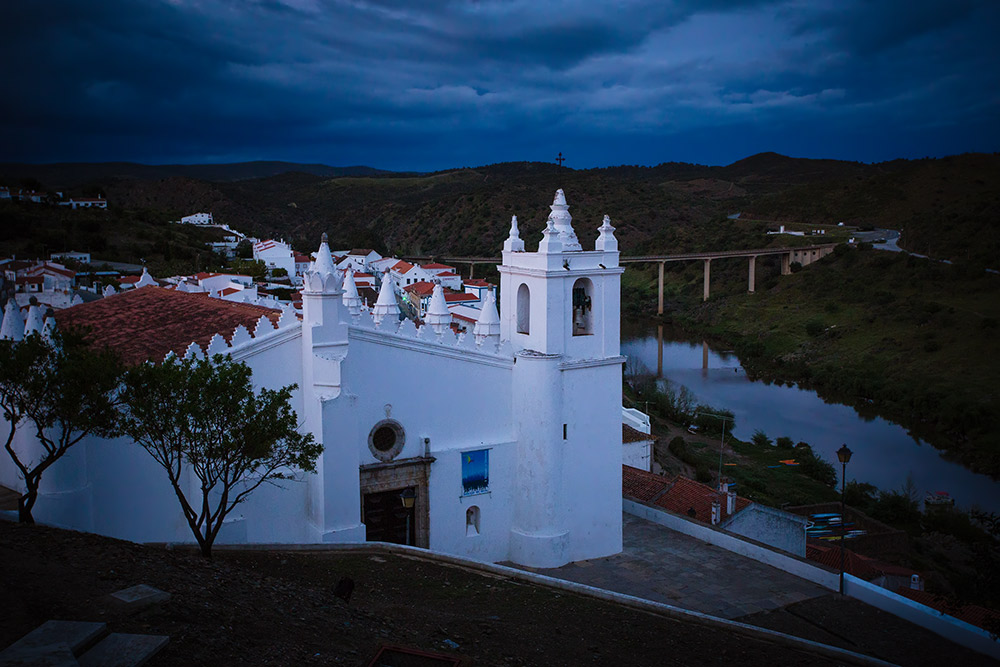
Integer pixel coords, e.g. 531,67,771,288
798,449,838,487
750,430,772,447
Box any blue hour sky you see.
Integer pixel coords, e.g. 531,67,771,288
2,0,998,171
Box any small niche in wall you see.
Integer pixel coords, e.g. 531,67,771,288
466,506,480,537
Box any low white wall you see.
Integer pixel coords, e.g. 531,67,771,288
622,407,651,434
624,499,836,588
624,499,1000,659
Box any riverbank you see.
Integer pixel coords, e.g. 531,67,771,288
636,245,1000,479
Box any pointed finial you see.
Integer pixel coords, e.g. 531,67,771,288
596,214,618,252
425,284,451,335
538,216,563,254
342,268,361,315
372,274,399,325
474,287,501,343
307,232,339,293
503,214,525,253
547,188,581,251
0,299,25,341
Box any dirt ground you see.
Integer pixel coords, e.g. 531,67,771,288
0,520,859,666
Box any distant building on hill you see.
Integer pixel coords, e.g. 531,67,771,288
180,212,213,225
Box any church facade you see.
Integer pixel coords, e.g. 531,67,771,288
0,190,624,568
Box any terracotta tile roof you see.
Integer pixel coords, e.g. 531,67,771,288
653,476,751,523
219,287,241,296
806,543,918,581
391,260,415,274
350,248,375,255
444,292,478,303
464,279,490,287
118,275,141,284
623,424,654,444
354,272,373,278
27,263,75,278
421,263,454,270
894,588,1000,632
435,271,459,277
622,465,670,503
293,253,312,263
55,286,282,365
403,281,436,297
194,272,221,280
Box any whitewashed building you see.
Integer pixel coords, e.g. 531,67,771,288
253,239,296,276
180,212,214,225
0,190,625,569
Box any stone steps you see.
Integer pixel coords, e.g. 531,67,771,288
0,620,168,666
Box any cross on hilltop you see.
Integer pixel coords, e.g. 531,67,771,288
556,152,565,166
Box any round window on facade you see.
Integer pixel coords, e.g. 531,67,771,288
368,419,405,461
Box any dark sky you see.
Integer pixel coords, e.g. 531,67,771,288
3,0,999,171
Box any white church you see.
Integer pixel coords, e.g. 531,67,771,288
1,190,626,568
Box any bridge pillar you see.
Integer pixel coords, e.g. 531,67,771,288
657,261,665,315
781,253,791,276
469,263,474,279
657,324,663,377
748,255,757,293
703,259,711,301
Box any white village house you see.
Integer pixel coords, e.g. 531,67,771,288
0,190,625,569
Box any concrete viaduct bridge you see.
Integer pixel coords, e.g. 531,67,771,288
405,243,838,315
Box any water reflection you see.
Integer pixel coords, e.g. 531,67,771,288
624,322,1000,513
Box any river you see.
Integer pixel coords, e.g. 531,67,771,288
622,321,1000,514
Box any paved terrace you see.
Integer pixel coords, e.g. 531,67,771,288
513,512,828,619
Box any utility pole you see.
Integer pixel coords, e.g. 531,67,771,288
695,410,735,484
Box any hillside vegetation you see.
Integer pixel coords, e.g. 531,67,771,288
2,153,997,475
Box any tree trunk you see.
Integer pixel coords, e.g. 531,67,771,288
18,492,35,524
200,540,212,559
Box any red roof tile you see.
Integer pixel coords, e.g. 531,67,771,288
350,248,375,255
421,263,455,270
444,292,478,303
464,279,490,287
403,281,436,297
622,465,670,503
55,286,281,365
391,260,415,274
27,263,75,278
894,588,1000,632
654,476,751,523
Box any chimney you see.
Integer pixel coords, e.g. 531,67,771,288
727,491,736,515
910,574,923,591
711,500,721,525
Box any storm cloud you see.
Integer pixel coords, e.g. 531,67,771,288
2,0,997,169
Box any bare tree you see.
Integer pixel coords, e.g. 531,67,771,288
117,354,322,557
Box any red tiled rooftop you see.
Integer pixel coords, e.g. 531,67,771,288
350,248,375,255
622,465,670,503
391,260,415,274
28,263,75,278
895,588,1000,632
653,476,751,523
464,279,490,287
55,286,281,365
444,292,478,303
421,263,455,270
403,281,436,297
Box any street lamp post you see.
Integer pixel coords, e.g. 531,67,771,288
836,444,853,596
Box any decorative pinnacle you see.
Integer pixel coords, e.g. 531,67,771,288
503,214,525,253
595,213,618,252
